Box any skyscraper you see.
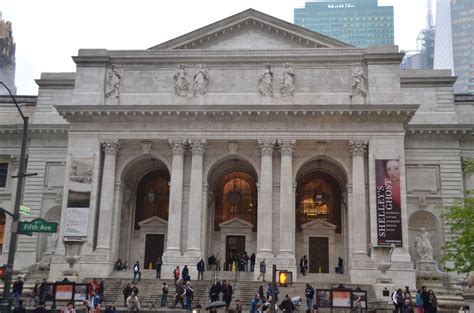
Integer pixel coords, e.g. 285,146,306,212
434,0,474,94
294,0,394,48
0,12,16,95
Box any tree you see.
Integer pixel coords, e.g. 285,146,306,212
440,159,474,273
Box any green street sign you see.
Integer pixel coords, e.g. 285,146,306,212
19,218,58,236
19,206,31,215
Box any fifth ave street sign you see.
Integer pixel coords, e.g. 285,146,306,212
19,218,58,236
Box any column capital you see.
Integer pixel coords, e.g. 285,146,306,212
349,139,368,156
101,139,120,155
188,138,207,155
257,139,276,155
278,139,296,156
169,139,187,154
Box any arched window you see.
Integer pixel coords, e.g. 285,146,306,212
215,171,257,231
135,170,170,229
296,172,341,232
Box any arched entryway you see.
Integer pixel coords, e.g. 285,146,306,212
206,157,258,271
295,158,347,274
118,156,171,268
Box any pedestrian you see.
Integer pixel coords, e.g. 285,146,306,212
161,282,169,307
193,304,202,313
279,294,295,313
235,299,243,313
258,285,265,301
155,257,162,279
126,292,140,313
104,305,116,313
216,253,222,272
39,279,48,303
243,252,250,272
428,289,438,313
81,300,90,313
266,283,279,302
11,276,24,306
31,280,41,306
312,304,320,313
173,266,180,286
337,257,344,273
209,278,221,302
12,300,26,313
421,286,430,313
305,283,315,311
89,278,100,297
122,284,131,307
182,265,190,282
132,261,141,282
98,280,105,302
257,259,266,282
171,280,185,309
353,296,363,313
62,302,76,313
222,281,233,310
459,305,470,313
183,281,194,309
392,288,404,313
416,289,424,313
403,298,414,313
90,291,101,312
249,294,262,313
131,283,139,296
197,259,205,280
250,253,256,272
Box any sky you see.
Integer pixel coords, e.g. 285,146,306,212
2,0,431,95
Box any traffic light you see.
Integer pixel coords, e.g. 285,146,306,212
278,271,292,286
0,266,5,281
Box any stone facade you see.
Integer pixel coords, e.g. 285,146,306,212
0,9,473,291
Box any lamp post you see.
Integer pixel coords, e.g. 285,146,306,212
0,81,32,313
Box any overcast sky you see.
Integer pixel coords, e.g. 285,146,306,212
2,0,431,95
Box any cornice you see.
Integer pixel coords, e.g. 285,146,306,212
400,76,457,87
405,124,472,140
0,124,69,135
56,104,418,124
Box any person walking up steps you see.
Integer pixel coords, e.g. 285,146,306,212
257,259,266,282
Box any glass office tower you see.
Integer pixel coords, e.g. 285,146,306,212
294,0,394,48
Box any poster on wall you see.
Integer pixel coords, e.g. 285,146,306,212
375,159,403,247
55,284,74,301
332,290,351,308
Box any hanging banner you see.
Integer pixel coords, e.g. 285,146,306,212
375,159,402,247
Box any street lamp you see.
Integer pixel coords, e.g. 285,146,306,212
0,81,35,313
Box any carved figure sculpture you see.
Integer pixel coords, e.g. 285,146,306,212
105,65,122,98
280,63,296,97
259,63,274,97
351,65,368,98
414,227,434,260
174,64,189,97
193,64,209,97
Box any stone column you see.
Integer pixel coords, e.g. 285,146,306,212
278,139,296,257
257,139,275,257
164,139,186,256
349,139,368,256
96,139,120,252
186,139,206,256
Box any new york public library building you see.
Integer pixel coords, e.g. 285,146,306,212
1,9,473,299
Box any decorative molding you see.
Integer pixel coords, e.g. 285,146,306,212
316,141,327,155
349,139,367,156
101,139,120,154
228,141,239,154
9,154,20,169
257,139,276,155
169,139,187,154
278,139,296,155
188,138,207,154
141,141,152,154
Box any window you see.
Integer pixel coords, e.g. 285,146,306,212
0,163,8,188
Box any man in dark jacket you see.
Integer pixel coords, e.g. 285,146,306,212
197,259,205,280
11,276,24,306
305,283,315,311
132,261,141,282
182,265,190,282
209,279,221,302
156,257,163,279
279,294,295,313
250,253,256,272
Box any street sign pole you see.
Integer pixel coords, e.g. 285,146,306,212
271,264,276,312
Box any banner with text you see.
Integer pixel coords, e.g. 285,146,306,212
376,159,402,247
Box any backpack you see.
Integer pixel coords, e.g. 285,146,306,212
391,291,397,305
133,265,139,272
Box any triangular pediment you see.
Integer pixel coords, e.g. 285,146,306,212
138,216,168,227
219,217,253,229
149,9,351,50
301,219,337,230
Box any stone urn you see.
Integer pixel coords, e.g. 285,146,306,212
63,237,86,276
373,245,395,284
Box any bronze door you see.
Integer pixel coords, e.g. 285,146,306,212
225,236,245,271
309,237,329,273
144,234,164,270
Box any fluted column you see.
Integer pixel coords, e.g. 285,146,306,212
257,139,275,256
164,139,186,256
186,139,206,256
278,139,296,256
349,139,368,255
97,139,120,251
